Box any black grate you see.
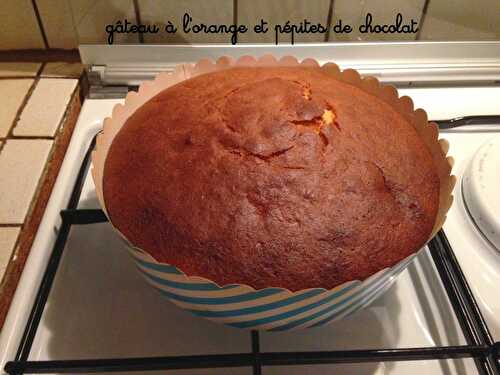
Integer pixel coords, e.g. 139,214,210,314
4,116,500,374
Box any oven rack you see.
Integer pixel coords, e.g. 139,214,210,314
5,117,500,374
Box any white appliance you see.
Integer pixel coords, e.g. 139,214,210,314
0,42,499,375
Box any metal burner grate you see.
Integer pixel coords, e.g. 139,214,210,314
5,117,500,374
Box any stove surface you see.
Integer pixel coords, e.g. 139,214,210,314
1,85,500,375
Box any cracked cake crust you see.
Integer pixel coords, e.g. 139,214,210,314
103,67,440,291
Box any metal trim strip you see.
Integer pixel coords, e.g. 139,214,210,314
80,42,500,86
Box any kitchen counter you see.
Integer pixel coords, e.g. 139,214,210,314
0,62,83,332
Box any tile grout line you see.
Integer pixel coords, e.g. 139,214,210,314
4,78,40,140
9,136,54,140
233,0,238,40
0,77,42,153
40,76,83,80
416,0,431,40
132,0,145,43
325,0,335,42
30,0,50,49
37,62,46,76
0,50,80,63
0,77,38,81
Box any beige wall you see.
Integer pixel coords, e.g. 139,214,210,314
0,0,499,50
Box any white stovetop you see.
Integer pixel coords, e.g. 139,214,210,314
1,86,499,375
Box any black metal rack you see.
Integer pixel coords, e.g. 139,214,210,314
4,117,500,374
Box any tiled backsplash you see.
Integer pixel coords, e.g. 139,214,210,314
0,0,499,50
0,62,81,283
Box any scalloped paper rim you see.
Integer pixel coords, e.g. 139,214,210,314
91,54,455,295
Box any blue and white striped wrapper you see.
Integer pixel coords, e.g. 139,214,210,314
127,246,417,331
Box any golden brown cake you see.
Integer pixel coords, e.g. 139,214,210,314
103,67,440,291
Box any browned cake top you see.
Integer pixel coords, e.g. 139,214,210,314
103,67,440,291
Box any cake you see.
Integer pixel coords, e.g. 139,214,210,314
103,66,440,291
